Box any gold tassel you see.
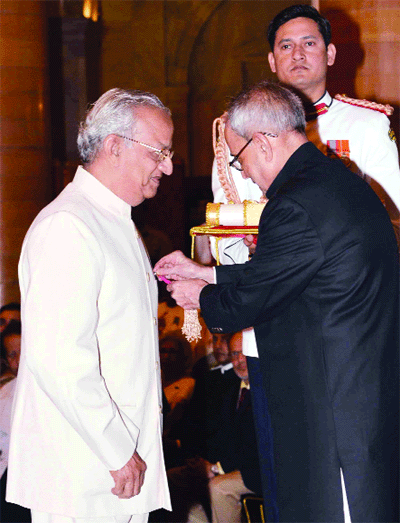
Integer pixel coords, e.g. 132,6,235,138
182,309,202,343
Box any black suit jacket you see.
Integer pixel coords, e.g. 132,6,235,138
179,365,240,459
208,381,262,495
200,143,399,522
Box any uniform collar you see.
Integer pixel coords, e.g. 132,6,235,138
73,166,132,219
314,91,333,108
305,92,333,121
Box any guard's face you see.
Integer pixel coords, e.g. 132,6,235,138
119,107,174,207
268,17,336,102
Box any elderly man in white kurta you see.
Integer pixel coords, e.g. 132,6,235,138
6,89,174,523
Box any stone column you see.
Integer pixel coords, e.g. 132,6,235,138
0,0,52,303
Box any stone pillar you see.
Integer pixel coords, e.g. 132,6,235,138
0,0,52,303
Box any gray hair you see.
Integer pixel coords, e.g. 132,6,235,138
77,88,171,165
227,81,306,140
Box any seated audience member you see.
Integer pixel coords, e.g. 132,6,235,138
180,333,238,460
0,320,31,522
160,332,261,523
208,331,262,522
0,321,22,469
191,331,226,381
0,314,21,385
0,302,20,330
0,303,20,339
0,303,21,387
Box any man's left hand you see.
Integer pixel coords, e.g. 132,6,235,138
110,451,147,499
167,279,208,309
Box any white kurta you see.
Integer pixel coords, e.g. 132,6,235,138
211,91,400,358
7,167,171,517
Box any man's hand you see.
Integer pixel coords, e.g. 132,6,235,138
243,234,257,255
186,456,217,479
110,451,147,499
166,279,208,309
194,230,214,266
154,250,214,283
204,460,218,479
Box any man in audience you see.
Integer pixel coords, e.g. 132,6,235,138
0,307,21,385
181,333,238,461
0,320,31,522
155,81,399,522
7,88,174,523
1,320,21,380
162,331,261,523
0,303,20,335
191,331,233,379
208,331,262,523
159,331,237,483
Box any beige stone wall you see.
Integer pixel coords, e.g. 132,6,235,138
321,0,400,131
0,0,52,303
101,1,217,171
102,1,165,92
100,0,299,177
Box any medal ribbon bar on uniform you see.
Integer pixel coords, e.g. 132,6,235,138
327,140,350,159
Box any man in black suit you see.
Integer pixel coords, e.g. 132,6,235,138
208,331,262,522
162,332,261,523
154,81,399,522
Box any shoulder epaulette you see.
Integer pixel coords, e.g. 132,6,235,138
334,94,394,116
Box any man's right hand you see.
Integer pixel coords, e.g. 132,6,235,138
110,451,147,499
154,250,214,283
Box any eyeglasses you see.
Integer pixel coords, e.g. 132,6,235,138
229,132,278,171
116,135,174,163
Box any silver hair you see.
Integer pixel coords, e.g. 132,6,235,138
77,88,171,165
227,81,306,140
